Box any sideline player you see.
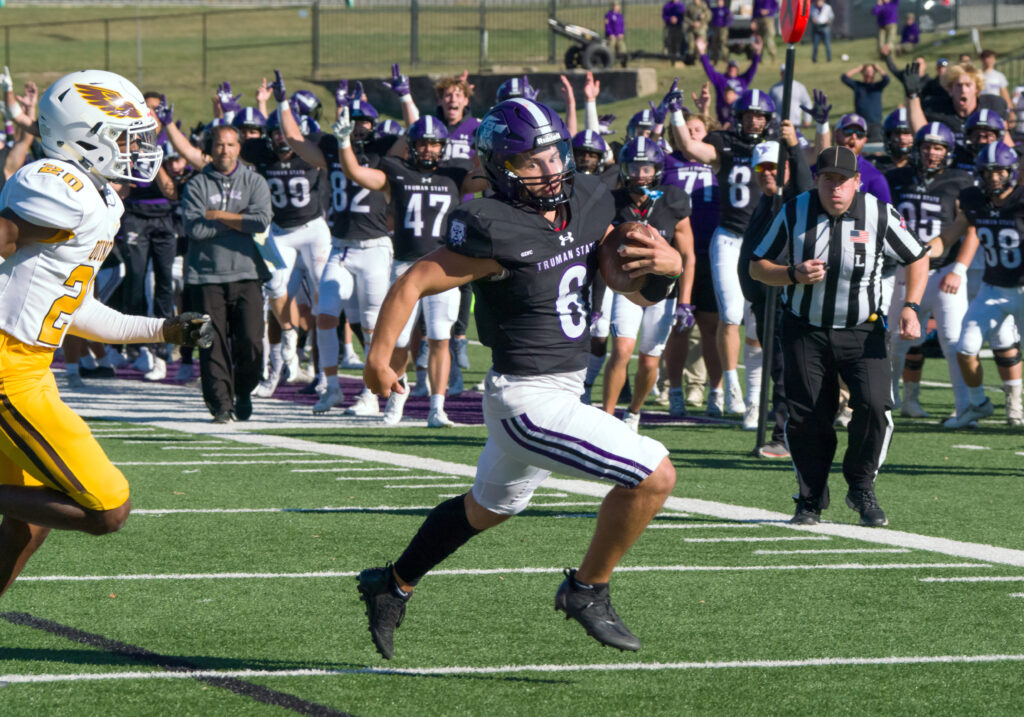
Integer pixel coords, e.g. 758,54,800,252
352,98,680,658
0,70,211,598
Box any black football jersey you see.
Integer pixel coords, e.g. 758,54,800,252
886,165,974,270
961,185,1024,288
241,139,325,228
382,156,471,261
704,130,761,234
318,135,391,243
445,173,616,376
611,185,691,239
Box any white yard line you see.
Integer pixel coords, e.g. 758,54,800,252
16,562,986,583
646,522,758,529
755,548,912,555
680,536,832,543
291,467,410,473
61,379,1024,568
5,652,1024,685
919,576,1024,583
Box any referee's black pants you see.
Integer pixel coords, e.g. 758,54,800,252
189,280,264,416
781,312,894,509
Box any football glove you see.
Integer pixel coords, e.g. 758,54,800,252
597,114,616,135
164,313,213,349
216,81,243,114
154,95,174,126
333,106,354,148
800,89,831,125
383,63,410,98
899,61,925,99
673,303,696,332
271,69,287,103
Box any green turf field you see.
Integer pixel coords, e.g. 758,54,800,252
1,339,1023,714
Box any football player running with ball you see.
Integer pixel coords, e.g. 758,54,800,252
0,71,211,598
354,98,681,658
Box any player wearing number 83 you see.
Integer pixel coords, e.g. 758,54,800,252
0,70,212,599
355,99,682,658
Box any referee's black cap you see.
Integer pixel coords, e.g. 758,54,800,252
817,146,858,179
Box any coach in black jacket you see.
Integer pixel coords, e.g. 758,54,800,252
749,146,929,528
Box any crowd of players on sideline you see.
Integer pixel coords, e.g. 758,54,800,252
2,39,1023,442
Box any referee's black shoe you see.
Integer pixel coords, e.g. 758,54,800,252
846,488,888,527
790,497,821,525
555,569,641,651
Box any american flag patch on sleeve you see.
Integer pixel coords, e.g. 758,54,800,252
850,230,870,243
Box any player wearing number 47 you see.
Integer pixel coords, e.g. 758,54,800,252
0,70,212,599
354,99,682,659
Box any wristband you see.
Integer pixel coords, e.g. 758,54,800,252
903,301,920,312
277,99,290,114
7,101,21,120
815,120,828,134
337,136,351,149
951,262,968,278
787,265,798,284
400,94,414,104
670,109,686,127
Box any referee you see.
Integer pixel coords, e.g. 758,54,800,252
749,146,929,527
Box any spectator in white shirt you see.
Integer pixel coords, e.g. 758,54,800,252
770,65,812,126
809,0,834,63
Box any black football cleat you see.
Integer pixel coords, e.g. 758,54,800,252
846,488,888,527
790,497,821,525
356,565,409,660
555,568,641,651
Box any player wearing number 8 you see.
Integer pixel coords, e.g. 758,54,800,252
354,99,681,658
0,70,212,599
885,121,974,419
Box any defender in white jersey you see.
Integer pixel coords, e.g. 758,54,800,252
0,70,211,599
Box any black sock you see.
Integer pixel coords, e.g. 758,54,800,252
392,495,481,587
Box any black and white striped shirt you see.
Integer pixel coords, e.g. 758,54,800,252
753,190,928,328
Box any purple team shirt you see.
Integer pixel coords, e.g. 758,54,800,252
753,0,779,17
663,1,686,24
663,152,720,255
900,21,918,45
710,5,733,27
701,53,761,125
872,0,900,27
605,10,625,36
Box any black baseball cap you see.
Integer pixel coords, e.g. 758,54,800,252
817,145,858,178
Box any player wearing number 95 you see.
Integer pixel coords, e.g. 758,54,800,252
0,70,212,599
354,99,681,660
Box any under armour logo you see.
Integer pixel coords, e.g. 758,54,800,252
559,231,575,246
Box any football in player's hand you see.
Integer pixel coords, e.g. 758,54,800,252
598,222,655,294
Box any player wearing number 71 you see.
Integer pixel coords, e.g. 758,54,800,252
353,99,682,659
0,70,213,599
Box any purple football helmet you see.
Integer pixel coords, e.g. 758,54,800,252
571,129,609,175
496,75,538,103
474,98,575,210
626,109,657,139
232,107,266,134
964,109,1006,152
373,118,405,139
883,108,913,160
731,89,776,142
264,110,292,153
914,121,955,175
618,136,665,191
975,141,1019,197
289,89,322,122
407,115,448,170
349,99,379,146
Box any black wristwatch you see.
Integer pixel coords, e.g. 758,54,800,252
787,265,798,285
903,301,920,312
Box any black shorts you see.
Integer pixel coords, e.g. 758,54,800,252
692,254,717,314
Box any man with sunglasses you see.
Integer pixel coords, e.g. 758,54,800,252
815,112,891,203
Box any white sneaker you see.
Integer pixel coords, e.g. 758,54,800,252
834,406,853,428
144,357,166,381
345,391,380,416
340,353,365,370
174,362,195,382
944,398,995,428
473,379,487,392
106,348,128,368
706,390,724,417
743,404,759,431
899,383,930,418
252,371,280,398
132,348,155,373
448,369,464,397
382,390,409,425
427,407,455,428
622,411,640,432
284,356,313,384
65,373,85,389
312,386,344,414
669,388,687,417
725,386,746,415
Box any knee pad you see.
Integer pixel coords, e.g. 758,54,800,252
994,348,1022,368
903,354,925,371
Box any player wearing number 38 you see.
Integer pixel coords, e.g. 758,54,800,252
356,99,682,658
0,70,212,599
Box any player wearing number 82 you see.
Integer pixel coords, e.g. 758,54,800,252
0,70,212,599
355,99,682,657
